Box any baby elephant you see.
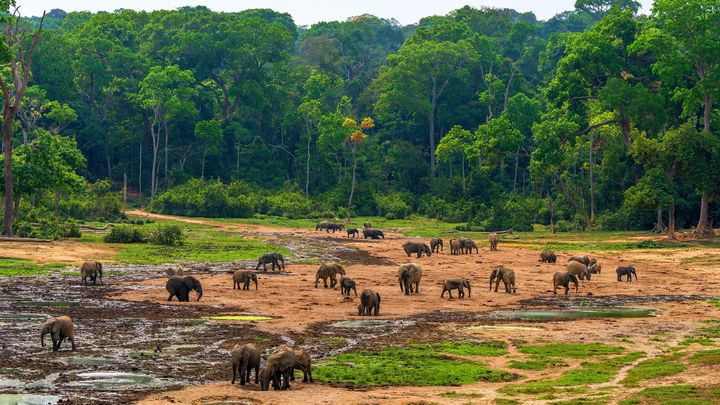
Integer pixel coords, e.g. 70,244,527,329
461,239,479,254
233,270,258,290
231,343,261,385
589,262,602,274
358,289,381,316
489,266,516,293
347,228,359,238
402,242,431,258
553,271,579,295
260,349,295,391
441,278,471,299
397,263,422,295
314,262,346,288
80,261,103,286
340,276,357,297
430,237,443,253
488,233,499,251
616,266,637,281
539,250,557,263
363,228,385,239
41,315,76,352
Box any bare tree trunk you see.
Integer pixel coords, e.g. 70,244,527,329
668,203,676,240
305,134,311,196
201,148,207,179
653,204,667,233
138,143,143,207
428,107,436,179
149,112,160,205
163,120,169,191
548,193,555,234
695,192,710,236
347,147,358,221
513,148,520,193
461,153,466,194
2,108,14,235
54,191,60,215
555,174,592,227
704,95,713,132
123,171,127,209
589,133,595,221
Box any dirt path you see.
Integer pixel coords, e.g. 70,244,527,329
0,239,116,264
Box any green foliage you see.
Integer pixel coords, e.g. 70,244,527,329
690,349,720,366
517,342,624,358
374,192,412,219
0,257,66,277
622,353,686,387
412,340,508,356
104,225,146,244
625,385,720,405
508,357,568,370
264,188,314,218
148,224,185,246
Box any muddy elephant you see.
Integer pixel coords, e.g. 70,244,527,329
489,266,516,293
80,261,103,286
358,289,381,316
568,255,591,267
461,238,479,254
441,278,471,299
272,252,285,271
589,262,602,274
233,270,258,290
363,228,385,239
314,262,346,288
567,261,592,282
166,275,203,302
256,253,280,272
340,276,357,297
41,315,76,352
449,238,462,255
616,266,637,281
488,233,499,251
231,343,260,385
273,344,313,383
398,263,422,295
553,272,579,295
430,238,443,253
347,228,359,238
539,251,557,263
402,242,431,258
260,349,296,391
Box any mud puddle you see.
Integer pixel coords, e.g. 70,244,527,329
0,394,62,404
493,306,655,321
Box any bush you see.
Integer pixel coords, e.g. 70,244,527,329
468,196,542,232
597,208,653,231
61,180,124,221
374,192,412,219
264,190,313,218
149,224,185,246
104,225,146,243
153,178,261,217
417,196,473,223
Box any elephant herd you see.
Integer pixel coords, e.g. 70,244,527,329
316,221,385,239
230,342,312,391
547,253,639,295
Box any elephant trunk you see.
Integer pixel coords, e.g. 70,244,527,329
196,287,203,301
466,284,471,298
41,331,46,347
254,279,258,290
489,276,494,291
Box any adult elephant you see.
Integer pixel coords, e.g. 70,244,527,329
166,276,203,302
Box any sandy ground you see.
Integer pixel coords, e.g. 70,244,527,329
0,239,116,264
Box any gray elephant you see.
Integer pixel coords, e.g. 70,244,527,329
314,262,346,288
41,315,76,352
441,278,471,299
489,266,516,293
315,221,329,231
567,261,592,282
272,252,285,271
568,255,591,267
616,266,637,281
256,253,280,272
488,233,499,251
340,276,357,297
402,242,431,258
347,228,359,238
327,223,344,233
553,271,579,295
166,275,203,302
260,348,295,391
449,238,462,255
231,343,261,385
363,222,372,229
358,289,381,316
461,238,479,254
272,344,313,383
430,238,443,253
233,270,258,290
398,263,422,295
539,251,557,263
363,228,385,239
589,262,602,274
80,261,103,286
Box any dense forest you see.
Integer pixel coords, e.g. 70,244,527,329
2,0,719,237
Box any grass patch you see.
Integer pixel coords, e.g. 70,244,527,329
499,352,643,396
551,398,610,405
624,385,720,405
691,349,720,365
207,315,273,321
412,340,508,357
517,342,624,358
0,257,66,277
438,391,484,398
312,346,515,386
508,357,568,370
622,353,686,387
495,400,519,405
710,298,720,309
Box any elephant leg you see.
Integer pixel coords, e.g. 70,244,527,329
167,293,175,301
289,366,295,381
240,363,247,385
254,365,259,384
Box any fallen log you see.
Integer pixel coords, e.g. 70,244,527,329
0,236,53,243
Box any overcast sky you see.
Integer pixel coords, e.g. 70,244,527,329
22,0,654,25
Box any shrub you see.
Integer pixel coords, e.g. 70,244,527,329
61,180,124,221
104,225,146,243
374,192,412,219
149,224,185,246
264,191,313,218
468,196,542,232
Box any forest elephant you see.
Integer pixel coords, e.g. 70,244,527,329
340,276,357,297
273,344,313,383
488,233,499,251
231,343,261,385
362,228,385,239
260,349,295,391
553,272,579,295
402,242,431,258
568,255,591,267
539,251,557,263
489,266,516,293
566,260,592,282
166,275,203,302
315,221,329,231
272,252,285,271
589,262,602,274
363,222,372,229
430,237,443,253
357,289,381,316
461,239,479,254
314,262,346,288
441,278,471,299
449,239,462,255
233,270,258,290
256,253,280,272
347,228,359,238
41,315,76,352
397,263,422,295
80,261,103,286
616,266,637,281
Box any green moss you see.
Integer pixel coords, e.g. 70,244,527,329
631,385,719,405
508,357,568,370
0,257,66,277
622,353,686,387
495,399,519,405
412,341,508,357
499,352,643,396
312,347,515,387
691,349,720,365
709,298,720,309
517,342,624,358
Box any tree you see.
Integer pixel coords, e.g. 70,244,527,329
194,119,222,179
0,3,45,235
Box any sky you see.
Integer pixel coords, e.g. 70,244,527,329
23,0,655,25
